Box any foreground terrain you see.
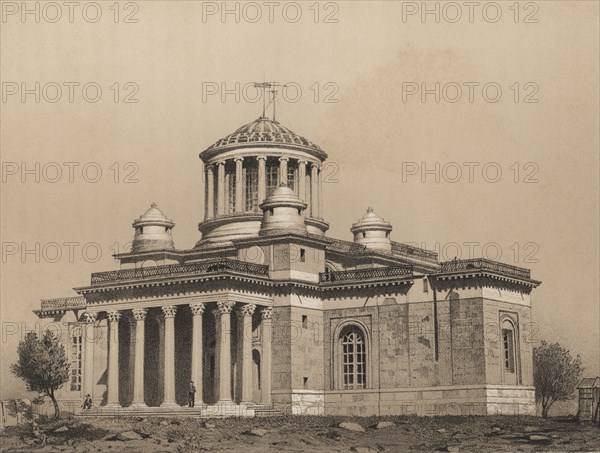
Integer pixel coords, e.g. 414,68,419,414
1,415,598,452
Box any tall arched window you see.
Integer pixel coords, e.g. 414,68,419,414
500,315,520,384
341,326,366,389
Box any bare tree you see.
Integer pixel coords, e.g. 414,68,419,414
534,341,583,418
11,331,71,420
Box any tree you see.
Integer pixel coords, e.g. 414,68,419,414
11,330,71,419
533,341,583,418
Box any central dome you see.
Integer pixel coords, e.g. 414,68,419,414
200,117,327,161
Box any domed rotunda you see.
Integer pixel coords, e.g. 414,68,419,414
197,116,329,244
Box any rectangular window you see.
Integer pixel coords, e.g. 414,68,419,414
287,166,298,195
266,164,279,195
226,171,236,214
245,167,258,212
302,315,308,329
422,277,429,293
70,326,83,392
502,328,515,372
300,248,306,262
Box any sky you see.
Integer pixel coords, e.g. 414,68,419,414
1,0,599,399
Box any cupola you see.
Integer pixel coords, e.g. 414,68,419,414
259,183,307,236
351,208,392,252
131,203,175,253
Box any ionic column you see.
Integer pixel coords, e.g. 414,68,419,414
190,303,206,405
257,156,267,205
106,311,122,407
82,312,97,400
239,304,256,403
217,301,235,403
261,308,273,404
206,164,215,220
131,308,147,406
310,163,319,218
279,157,289,187
298,160,307,202
216,161,226,216
161,305,178,407
234,157,244,214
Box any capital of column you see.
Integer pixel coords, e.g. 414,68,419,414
162,305,177,318
256,155,267,162
311,162,321,170
298,160,308,166
206,163,215,171
217,300,235,314
279,156,289,162
190,302,206,316
233,157,244,163
261,307,273,320
132,308,148,321
216,160,226,166
107,311,122,323
82,312,97,324
240,303,256,317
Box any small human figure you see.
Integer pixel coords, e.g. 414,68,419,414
188,381,196,408
82,394,92,410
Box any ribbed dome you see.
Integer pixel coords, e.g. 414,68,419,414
200,117,327,161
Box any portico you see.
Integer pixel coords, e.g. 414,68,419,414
82,298,272,413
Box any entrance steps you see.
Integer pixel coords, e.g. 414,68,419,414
76,403,256,418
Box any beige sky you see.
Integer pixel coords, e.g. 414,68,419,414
1,1,599,399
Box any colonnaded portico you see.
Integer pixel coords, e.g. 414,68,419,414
80,300,273,413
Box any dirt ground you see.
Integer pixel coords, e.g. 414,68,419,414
1,415,598,453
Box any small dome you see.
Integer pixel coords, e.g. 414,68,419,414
351,208,392,252
259,183,307,236
200,117,327,161
131,203,175,253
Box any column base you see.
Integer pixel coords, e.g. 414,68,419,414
130,402,149,409
160,401,180,408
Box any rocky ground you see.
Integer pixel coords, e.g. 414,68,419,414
1,415,598,453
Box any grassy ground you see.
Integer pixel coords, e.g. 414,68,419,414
1,415,598,452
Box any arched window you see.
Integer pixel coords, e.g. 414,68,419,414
69,325,83,392
340,326,366,389
501,319,516,373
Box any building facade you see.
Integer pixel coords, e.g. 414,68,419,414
34,115,540,417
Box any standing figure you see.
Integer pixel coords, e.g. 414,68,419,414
188,381,196,408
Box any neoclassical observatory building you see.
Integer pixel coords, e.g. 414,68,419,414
34,112,540,417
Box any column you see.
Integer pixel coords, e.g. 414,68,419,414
217,301,235,403
161,305,178,407
261,308,273,404
298,160,307,202
234,157,244,214
131,308,147,406
206,164,215,220
239,304,256,403
318,164,323,218
217,161,226,216
82,312,97,400
310,163,319,218
279,157,289,187
106,311,121,407
190,303,205,406
257,156,267,205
